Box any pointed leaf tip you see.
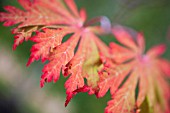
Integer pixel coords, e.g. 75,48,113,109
40,79,45,88
12,45,17,50
147,44,166,58
65,93,74,107
65,85,90,107
26,57,34,66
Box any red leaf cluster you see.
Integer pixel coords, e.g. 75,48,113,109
0,1,170,113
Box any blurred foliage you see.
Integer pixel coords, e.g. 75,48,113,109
0,79,38,113
0,0,170,113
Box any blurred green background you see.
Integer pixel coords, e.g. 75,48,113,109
0,0,170,113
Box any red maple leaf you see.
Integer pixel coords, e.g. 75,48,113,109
1,0,169,112
0,0,110,106
98,26,170,113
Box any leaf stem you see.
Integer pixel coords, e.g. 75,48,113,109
84,16,112,34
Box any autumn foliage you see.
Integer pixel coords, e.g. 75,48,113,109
0,0,170,113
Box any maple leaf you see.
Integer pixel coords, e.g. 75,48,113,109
0,0,110,107
98,26,170,113
2,0,169,113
